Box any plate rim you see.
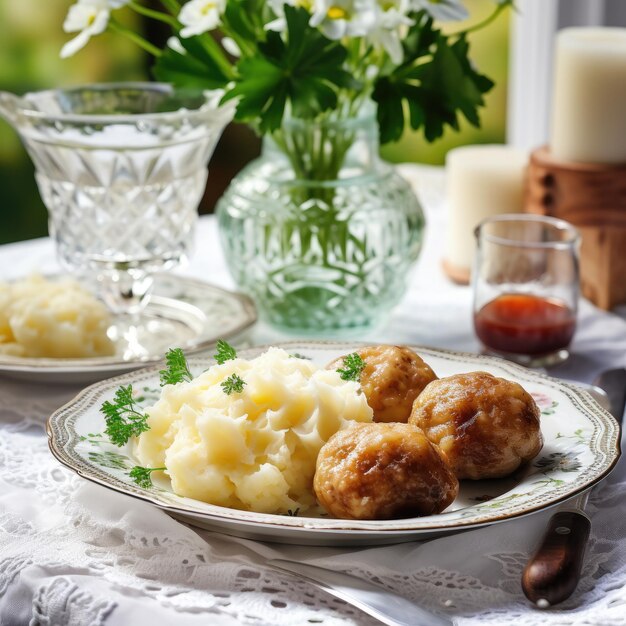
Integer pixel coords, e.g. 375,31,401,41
0,273,257,374
47,341,622,536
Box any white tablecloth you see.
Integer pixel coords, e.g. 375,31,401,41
1,166,625,626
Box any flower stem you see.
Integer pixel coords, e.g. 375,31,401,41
158,0,181,15
196,33,236,80
450,2,512,38
128,1,178,28
109,19,163,56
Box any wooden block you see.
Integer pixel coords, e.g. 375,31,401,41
578,226,626,310
525,146,626,310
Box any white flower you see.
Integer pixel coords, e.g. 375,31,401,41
178,0,226,38
309,0,378,39
61,0,126,58
268,0,381,39
411,0,468,22
167,36,187,55
221,36,241,57
203,88,228,108
368,0,413,63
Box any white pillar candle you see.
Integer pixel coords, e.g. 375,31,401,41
551,27,626,164
443,145,528,283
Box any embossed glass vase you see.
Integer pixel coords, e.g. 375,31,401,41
217,109,425,333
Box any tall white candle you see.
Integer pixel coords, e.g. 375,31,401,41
551,27,626,164
443,145,528,283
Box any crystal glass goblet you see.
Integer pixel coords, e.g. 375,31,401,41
0,83,233,356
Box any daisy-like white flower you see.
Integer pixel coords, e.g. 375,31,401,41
178,0,227,38
368,0,413,63
411,0,468,21
61,0,127,58
309,0,378,40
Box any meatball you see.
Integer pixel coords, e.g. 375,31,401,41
409,371,543,480
314,422,458,520
327,345,437,423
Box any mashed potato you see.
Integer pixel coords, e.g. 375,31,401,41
135,348,374,514
0,275,115,358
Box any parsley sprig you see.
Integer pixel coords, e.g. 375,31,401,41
101,385,150,446
336,353,366,383
129,466,166,489
159,348,193,386
214,339,237,364
221,373,246,395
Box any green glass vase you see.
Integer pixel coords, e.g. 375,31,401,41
216,109,425,334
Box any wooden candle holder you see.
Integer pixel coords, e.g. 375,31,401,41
525,146,626,310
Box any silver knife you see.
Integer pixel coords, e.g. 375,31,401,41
268,558,453,626
522,368,626,607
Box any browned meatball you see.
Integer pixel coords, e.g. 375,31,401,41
314,422,458,520
327,345,437,423
409,371,543,480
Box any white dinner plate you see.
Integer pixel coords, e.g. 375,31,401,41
0,274,256,384
47,342,621,546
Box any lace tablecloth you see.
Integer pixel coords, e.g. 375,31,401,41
1,166,625,626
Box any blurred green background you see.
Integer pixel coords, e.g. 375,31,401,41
0,0,508,244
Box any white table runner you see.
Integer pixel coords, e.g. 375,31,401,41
1,166,625,626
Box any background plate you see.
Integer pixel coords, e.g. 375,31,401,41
0,273,256,384
47,342,621,545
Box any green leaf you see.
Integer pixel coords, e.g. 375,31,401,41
101,385,150,447
373,77,414,144
336,353,366,382
214,339,237,365
401,11,439,59
221,0,265,52
153,36,232,89
221,373,246,395
129,466,166,489
224,5,355,132
159,348,193,386
373,13,494,144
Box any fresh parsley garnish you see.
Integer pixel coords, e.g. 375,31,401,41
159,348,193,386
129,466,166,489
221,373,246,395
214,339,237,364
101,385,150,446
336,353,366,382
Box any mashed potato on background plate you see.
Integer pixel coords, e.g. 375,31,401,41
134,347,373,514
0,275,115,358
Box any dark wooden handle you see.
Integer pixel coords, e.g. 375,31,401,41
522,511,591,607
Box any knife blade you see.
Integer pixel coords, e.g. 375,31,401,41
522,368,626,607
268,559,453,626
